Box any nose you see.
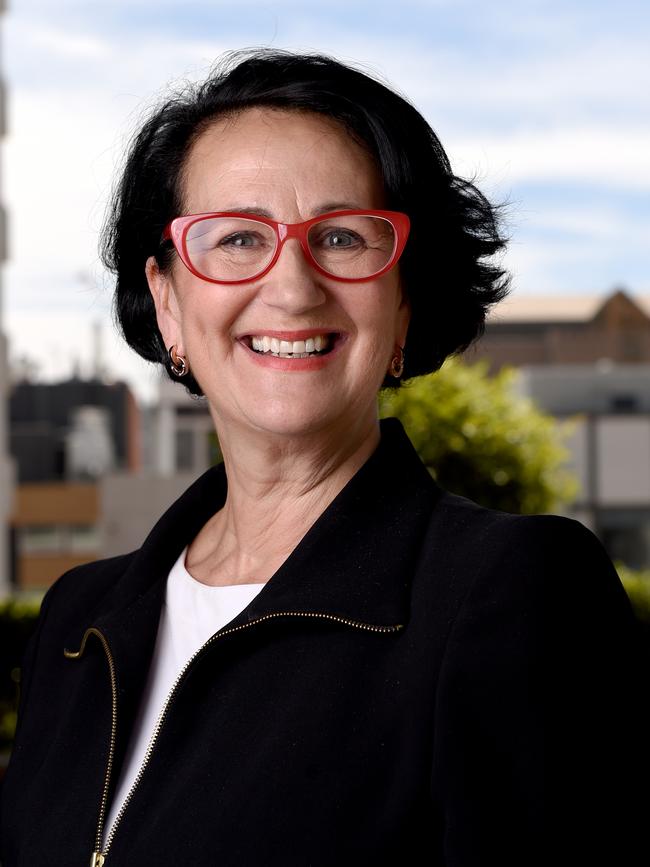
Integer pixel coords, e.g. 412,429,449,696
257,237,327,314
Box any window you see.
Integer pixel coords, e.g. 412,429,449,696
69,525,100,553
609,394,639,413
19,525,99,555
20,526,63,554
175,428,195,471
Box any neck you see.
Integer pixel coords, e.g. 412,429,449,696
184,408,381,586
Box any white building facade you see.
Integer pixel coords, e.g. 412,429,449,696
512,363,650,569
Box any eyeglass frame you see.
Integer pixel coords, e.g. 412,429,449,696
160,208,411,285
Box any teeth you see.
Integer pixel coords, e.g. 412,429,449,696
249,334,332,357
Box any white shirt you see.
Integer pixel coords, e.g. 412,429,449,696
102,545,266,847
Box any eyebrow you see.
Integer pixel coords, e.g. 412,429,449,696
215,202,365,220
313,202,364,215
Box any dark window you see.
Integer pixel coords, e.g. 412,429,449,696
175,429,195,471
609,394,639,412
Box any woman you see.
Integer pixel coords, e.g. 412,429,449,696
0,49,646,866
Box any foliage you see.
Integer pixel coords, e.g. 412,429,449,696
380,355,580,514
207,429,223,466
616,563,650,623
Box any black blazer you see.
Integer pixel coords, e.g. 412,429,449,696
1,418,647,866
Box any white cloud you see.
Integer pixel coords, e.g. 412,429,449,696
29,27,112,60
448,126,650,190
524,207,650,246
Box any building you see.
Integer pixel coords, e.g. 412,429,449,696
473,288,650,568
151,375,219,476
7,370,215,589
9,377,139,482
10,481,99,590
8,376,140,589
476,288,650,369
98,374,216,561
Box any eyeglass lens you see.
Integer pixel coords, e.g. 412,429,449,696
184,215,397,281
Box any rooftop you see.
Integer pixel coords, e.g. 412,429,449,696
488,290,650,323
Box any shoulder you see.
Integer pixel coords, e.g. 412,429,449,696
428,484,617,576
421,486,635,633
426,489,641,685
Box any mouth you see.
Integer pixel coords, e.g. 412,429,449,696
240,331,342,359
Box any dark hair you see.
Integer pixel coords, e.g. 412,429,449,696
101,48,511,397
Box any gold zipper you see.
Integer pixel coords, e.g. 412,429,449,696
64,610,403,865
63,628,117,867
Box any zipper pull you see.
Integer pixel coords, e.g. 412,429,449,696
90,851,106,866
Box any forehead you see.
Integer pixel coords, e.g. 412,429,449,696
180,107,387,215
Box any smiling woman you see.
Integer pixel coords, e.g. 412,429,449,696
0,48,646,867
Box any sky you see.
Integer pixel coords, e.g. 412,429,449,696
2,0,649,404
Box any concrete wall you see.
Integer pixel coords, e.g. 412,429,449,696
99,471,198,558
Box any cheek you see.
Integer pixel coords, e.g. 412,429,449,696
359,284,403,346
175,285,242,350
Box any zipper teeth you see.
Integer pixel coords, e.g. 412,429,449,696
65,610,403,862
63,627,117,855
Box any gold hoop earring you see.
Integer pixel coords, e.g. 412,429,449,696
168,345,189,377
388,345,405,379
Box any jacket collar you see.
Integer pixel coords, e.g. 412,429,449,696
65,417,443,668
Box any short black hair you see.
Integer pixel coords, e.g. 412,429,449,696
101,47,511,397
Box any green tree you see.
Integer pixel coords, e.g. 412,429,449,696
615,563,650,623
379,355,580,514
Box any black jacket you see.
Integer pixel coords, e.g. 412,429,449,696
1,418,647,866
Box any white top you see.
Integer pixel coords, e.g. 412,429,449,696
102,545,266,847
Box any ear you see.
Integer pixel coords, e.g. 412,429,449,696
146,256,184,355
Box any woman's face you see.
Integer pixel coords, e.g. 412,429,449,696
147,107,410,441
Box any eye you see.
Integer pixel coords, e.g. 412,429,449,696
329,231,354,247
317,228,364,249
219,232,262,248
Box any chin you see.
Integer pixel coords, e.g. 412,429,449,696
206,377,374,441
246,405,337,439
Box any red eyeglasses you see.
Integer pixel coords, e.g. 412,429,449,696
161,209,410,284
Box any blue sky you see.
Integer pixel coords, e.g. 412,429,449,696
3,0,649,402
